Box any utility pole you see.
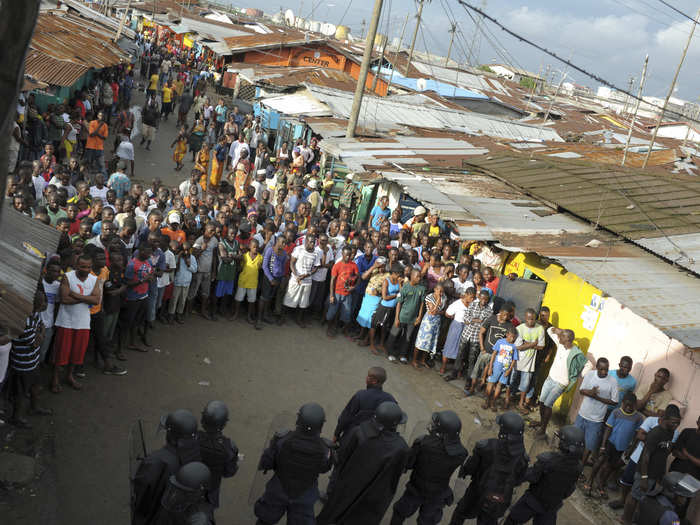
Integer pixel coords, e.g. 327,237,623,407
387,13,409,92
347,0,384,138
644,8,700,168
622,76,634,116
445,23,456,66
114,0,132,42
621,55,648,167
406,0,428,75
371,28,389,94
361,19,366,39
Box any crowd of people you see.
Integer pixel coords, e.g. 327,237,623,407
2,31,699,525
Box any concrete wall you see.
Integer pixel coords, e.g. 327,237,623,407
569,296,700,430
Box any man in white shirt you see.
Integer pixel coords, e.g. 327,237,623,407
575,357,618,466
178,170,203,201
282,234,320,327
89,173,109,201
510,308,545,412
533,325,587,438
310,233,334,316
115,134,135,177
227,136,249,171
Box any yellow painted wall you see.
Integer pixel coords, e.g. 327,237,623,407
504,252,603,417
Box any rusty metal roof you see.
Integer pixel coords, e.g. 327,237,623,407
0,207,61,336
26,13,129,86
225,30,327,53
227,63,360,93
464,154,700,273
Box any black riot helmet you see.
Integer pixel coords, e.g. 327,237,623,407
430,410,464,456
375,401,406,431
430,410,462,437
162,409,198,446
161,462,211,513
651,471,700,499
201,400,229,432
557,425,585,456
296,403,326,435
496,411,524,439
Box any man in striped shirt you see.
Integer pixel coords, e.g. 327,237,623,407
10,288,52,428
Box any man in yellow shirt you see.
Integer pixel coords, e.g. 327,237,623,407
161,82,173,121
147,72,159,99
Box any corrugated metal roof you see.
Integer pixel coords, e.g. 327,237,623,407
279,85,563,142
555,254,700,348
63,0,136,39
26,13,129,86
157,14,253,41
636,233,700,273
225,31,327,53
0,208,61,335
465,154,700,273
25,49,90,87
230,63,360,93
261,91,331,117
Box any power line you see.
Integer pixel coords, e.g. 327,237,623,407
652,0,699,23
455,0,700,129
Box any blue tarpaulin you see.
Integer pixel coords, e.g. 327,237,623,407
372,66,488,99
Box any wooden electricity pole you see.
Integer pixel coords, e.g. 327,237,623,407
643,9,700,168
405,0,428,75
445,23,457,66
621,55,648,167
346,0,384,138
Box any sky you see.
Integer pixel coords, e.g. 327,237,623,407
226,0,700,101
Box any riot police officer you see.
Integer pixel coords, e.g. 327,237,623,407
390,410,468,525
254,403,333,525
197,400,239,509
317,401,410,525
504,425,585,525
449,411,529,525
153,462,215,525
636,471,699,525
132,409,202,525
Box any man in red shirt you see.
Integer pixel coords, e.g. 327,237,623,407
326,246,359,337
483,266,500,294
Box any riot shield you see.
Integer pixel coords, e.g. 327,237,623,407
452,410,497,500
128,419,162,517
247,412,297,506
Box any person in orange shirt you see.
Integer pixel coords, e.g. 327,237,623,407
85,110,108,175
161,213,186,245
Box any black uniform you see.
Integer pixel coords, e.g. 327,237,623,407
333,385,397,441
132,442,201,525
504,451,583,525
636,493,681,525
449,438,528,525
254,429,332,525
197,430,238,508
391,433,468,525
317,419,409,525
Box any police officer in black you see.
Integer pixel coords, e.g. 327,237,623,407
197,400,239,509
504,425,585,525
449,411,529,525
132,409,202,525
152,462,215,525
390,410,468,525
333,367,397,443
254,403,333,525
636,471,699,525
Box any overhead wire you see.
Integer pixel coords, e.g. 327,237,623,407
455,0,700,129
652,0,699,23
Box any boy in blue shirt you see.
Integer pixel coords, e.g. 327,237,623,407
483,326,519,411
609,356,637,410
586,392,644,498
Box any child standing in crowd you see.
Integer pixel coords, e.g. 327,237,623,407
483,326,519,411
233,238,262,326
170,126,187,171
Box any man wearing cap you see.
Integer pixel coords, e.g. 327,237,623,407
305,178,322,215
339,173,361,214
107,161,132,199
403,206,427,236
161,213,186,245
251,169,267,203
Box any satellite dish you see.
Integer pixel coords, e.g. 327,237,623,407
416,78,427,91
321,23,336,36
284,9,295,26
